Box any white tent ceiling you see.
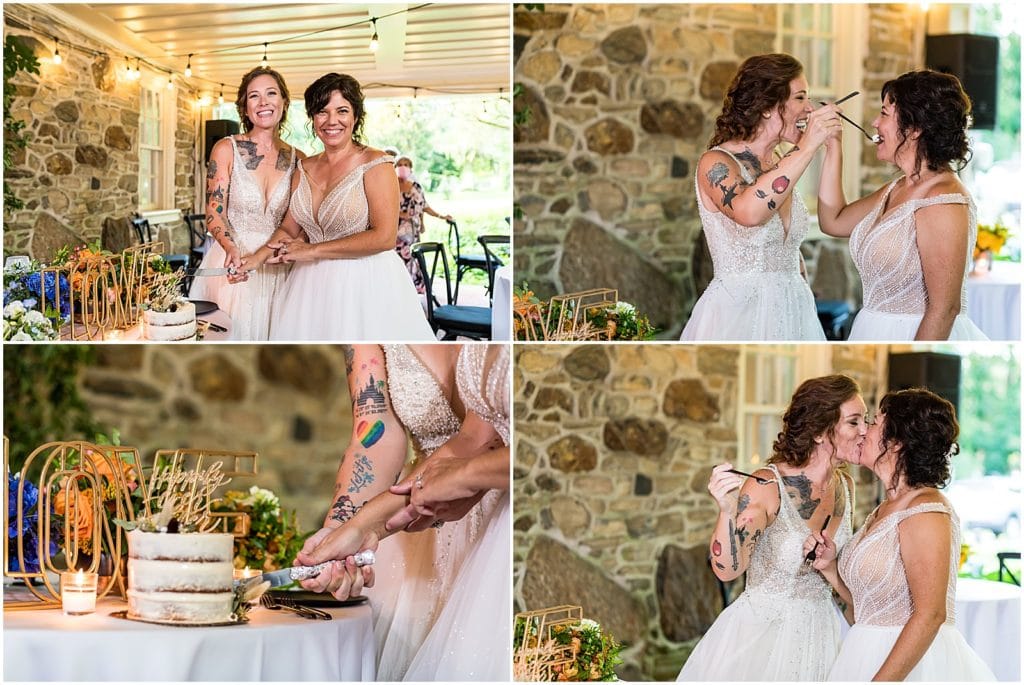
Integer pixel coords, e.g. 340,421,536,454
35,3,510,99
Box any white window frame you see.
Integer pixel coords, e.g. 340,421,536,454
138,76,176,213
736,346,833,471
776,4,866,232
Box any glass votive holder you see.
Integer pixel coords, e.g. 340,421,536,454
61,570,98,616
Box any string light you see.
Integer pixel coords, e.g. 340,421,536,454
184,53,192,78
124,55,131,78
369,18,379,52
133,58,141,80
260,43,268,68
166,72,174,90
52,39,62,65
218,83,224,105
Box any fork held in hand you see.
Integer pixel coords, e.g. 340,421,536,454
726,468,773,485
805,514,832,563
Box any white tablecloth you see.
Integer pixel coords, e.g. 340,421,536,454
967,261,1021,341
492,265,511,341
3,598,376,681
955,577,1021,681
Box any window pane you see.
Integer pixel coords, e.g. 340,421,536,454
782,4,793,29
820,4,832,31
819,40,833,90
799,5,814,31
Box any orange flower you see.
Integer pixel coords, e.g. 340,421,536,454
53,480,95,545
85,450,138,493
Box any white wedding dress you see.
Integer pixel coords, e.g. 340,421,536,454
404,344,511,681
680,148,825,341
829,502,995,681
370,345,508,681
268,157,434,341
677,465,852,681
848,178,988,341
188,136,294,340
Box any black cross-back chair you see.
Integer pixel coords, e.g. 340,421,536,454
447,219,490,304
412,241,491,340
478,234,509,301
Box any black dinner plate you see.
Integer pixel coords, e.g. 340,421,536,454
267,590,368,608
189,299,218,316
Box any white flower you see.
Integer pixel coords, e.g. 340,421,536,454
578,618,601,630
11,331,32,341
5,300,26,317
242,485,280,512
26,309,47,325
615,301,636,315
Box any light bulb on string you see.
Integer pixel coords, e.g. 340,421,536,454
185,53,192,78
52,40,62,65
369,18,379,52
166,73,174,90
261,43,268,68
218,83,225,105
133,58,141,80
124,56,131,78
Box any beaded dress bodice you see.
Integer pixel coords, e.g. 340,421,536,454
695,147,810,277
745,465,853,602
290,156,393,244
456,345,510,445
383,345,461,458
838,502,958,627
850,178,976,315
225,137,295,254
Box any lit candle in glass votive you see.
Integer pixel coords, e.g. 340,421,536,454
61,570,98,615
233,567,260,581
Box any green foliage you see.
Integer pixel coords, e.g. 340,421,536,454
956,349,1020,476
3,35,40,214
211,487,311,572
3,346,100,480
550,620,623,681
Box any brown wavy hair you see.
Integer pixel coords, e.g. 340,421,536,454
304,72,366,145
876,388,957,490
235,67,291,135
881,69,972,178
770,375,862,468
709,53,804,148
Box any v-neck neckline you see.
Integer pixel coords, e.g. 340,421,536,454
299,158,377,227
233,137,292,215
399,345,466,422
770,464,846,539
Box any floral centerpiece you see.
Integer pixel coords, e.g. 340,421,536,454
3,300,57,341
514,612,623,682
210,486,309,572
975,220,1010,260
3,259,70,339
514,284,657,341
6,472,59,573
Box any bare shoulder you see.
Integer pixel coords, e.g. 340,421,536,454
361,146,392,164
906,487,950,509
927,173,970,199
697,148,741,178
740,468,781,510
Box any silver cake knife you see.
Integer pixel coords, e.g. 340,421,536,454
190,267,253,277
248,550,376,588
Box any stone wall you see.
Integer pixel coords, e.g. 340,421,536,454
62,345,356,533
513,4,920,336
4,4,196,262
513,344,883,680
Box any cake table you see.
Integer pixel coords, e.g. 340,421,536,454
3,597,375,681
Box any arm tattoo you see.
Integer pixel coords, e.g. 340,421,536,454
236,140,264,170
715,561,726,570
771,176,791,194
706,160,743,210
206,160,218,180
354,374,388,416
712,539,722,557
734,148,764,178
357,419,385,448
343,346,355,376
728,519,739,571
329,494,360,524
737,493,751,514
275,148,292,171
347,453,376,493
782,474,820,520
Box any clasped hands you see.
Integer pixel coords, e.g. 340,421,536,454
224,236,314,284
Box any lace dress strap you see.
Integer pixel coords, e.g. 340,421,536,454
889,501,953,525
911,193,970,211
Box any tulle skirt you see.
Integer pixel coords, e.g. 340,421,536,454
677,589,842,681
268,250,434,341
829,623,996,681
187,240,289,341
848,309,989,341
680,272,826,341
404,493,511,681
368,490,507,681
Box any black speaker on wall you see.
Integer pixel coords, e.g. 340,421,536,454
204,119,240,165
925,33,999,130
887,352,961,411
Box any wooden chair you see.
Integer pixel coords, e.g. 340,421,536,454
412,241,491,340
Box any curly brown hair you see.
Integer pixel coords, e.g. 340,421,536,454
709,53,804,148
235,67,291,135
304,72,366,145
876,388,957,490
881,69,972,178
770,375,862,468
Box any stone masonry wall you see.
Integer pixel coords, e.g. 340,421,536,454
513,344,883,680
4,4,196,262
513,4,920,336
42,345,357,535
